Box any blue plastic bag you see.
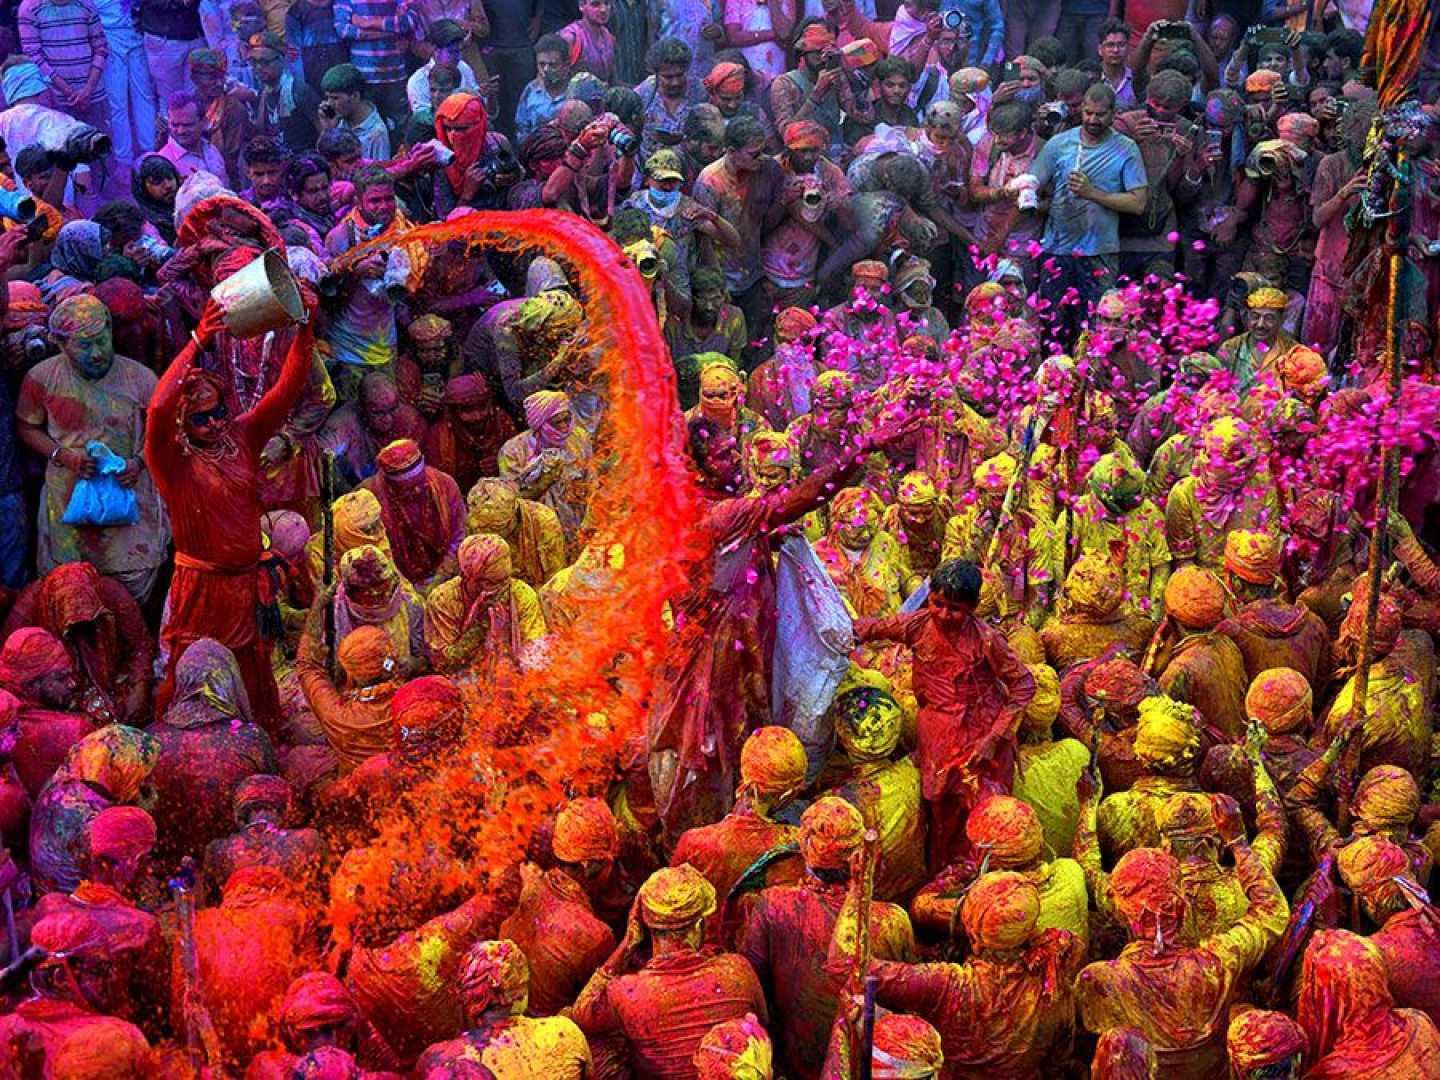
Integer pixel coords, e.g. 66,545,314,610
61,440,139,527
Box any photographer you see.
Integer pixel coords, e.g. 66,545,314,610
1131,19,1220,99
771,22,872,157
0,61,110,205
541,110,641,224
431,91,525,216
1114,69,1204,279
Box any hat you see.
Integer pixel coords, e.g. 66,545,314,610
1277,112,1319,141
1245,668,1312,735
852,260,889,283
646,148,685,181
1352,765,1419,830
783,120,828,151
949,67,989,96
458,939,529,1013
800,796,865,870
0,62,47,104
960,871,1040,951
552,797,619,863
1023,663,1060,734
408,313,452,344
391,675,465,761
1224,529,1283,587
1246,285,1289,310
797,23,836,52
49,294,110,339
1164,566,1227,629
738,727,807,797
1133,695,1200,771
872,1014,945,1080
376,438,424,476
322,63,367,95
965,795,1043,866
638,864,718,929
247,30,286,58
774,306,817,342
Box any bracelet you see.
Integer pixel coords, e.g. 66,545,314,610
48,445,63,464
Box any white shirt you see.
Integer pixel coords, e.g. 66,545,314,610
405,58,482,111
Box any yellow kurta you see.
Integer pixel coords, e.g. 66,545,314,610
1070,493,1172,617
1014,737,1091,861
1164,476,1281,571
423,578,546,674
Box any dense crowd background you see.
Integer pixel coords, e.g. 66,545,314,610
0,0,1434,1074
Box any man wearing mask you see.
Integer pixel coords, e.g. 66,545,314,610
514,34,573,143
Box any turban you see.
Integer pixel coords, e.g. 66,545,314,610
813,370,854,406
1093,1028,1156,1080
774,306,817,342
552,797,619,863
49,295,110,339
1084,658,1152,713
444,373,492,406
1023,664,1059,733
51,1030,152,1078
703,62,747,95
797,23,836,52
376,438,424,478
1088,452,1145,515
1246,668,1312,735
1064,553,1124,618
694,1013,773,1080
1224,529,1283,587
1339,585,1402,658
188,47,227,72
467,478,520,534
783,120,828,150
4,282,46,330
514,290,582,343
1352,765,1419,830
1244,69,1282,94
831,486,880,530
965,796,1043,867
973,451,1017,491
1110,847,1185,925
31,909,105,955
282,972,359,1033
1277,112,1319,141
1280,345,1327,390
1336,834,1410,916
699,356,743,395
967,281,1007,320
391,675,464,760
86,805,156,861
1133,695,1200,771
339,544,397,594
1246,286,1289,310
638,863,717,929
1157,792,1215,841
852,260,889,283
872,1013,945,1079
897,471,939,508
458,939,529,1013
408,314,452,344
337,625,396,685
96,278,146,324
333,490,388,553
233,773,293,825
523,389,571,431
0,626,73,693
950,67,989,95
800,796,865,870
960,871,1040,951
739,727,807,797
63,725,159,804
459,533,512,589
1227,1009,1307,1073
835,685,903,762
263,510,311,564
0,62,47,104
1180,351,1222,378
1164,566,1226,629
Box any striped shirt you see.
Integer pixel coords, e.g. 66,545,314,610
333,0,421,87
16,0,108,99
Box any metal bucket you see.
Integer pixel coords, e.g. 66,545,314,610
211,248,306,339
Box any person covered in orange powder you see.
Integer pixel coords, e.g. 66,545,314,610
1147,565,1248,740
1226,1009,1307,1079
0,627,95,798
297,623,401,774
855,559,1035,873
421,374,519,495
415,939,592,1078
1216,530,1331,689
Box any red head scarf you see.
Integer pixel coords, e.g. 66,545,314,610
1297,929,1415,1077
436,93,491,196
391,675,464,762
282,972,360,1034
0,626,73,700
87,805,157,861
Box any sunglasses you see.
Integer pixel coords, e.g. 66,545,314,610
189,402,229,426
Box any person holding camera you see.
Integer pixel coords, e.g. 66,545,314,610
541,110,641,223
770,23,868,158
1113,69,1203,279
431,90,524,215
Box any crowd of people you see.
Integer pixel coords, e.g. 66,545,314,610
0,0,1434,1072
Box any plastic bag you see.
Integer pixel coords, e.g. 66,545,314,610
61,440,139,527
772,535,853,774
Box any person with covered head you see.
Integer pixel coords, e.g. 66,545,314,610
1227,1009,1308,1080
148,638,278,865
572,863,767,1075
1125,351,1223,471
397,315,462,420
1216,286,1300,395
844,869,1084,1077
1164,415,1280,572
359,438,465,592
1147,565,1248,739
499,797,620,1017
0,628,95,797
815,486,910,626
499,389,593,551
1070,451,1170,618
695,1013,775,1079
821,1008,944,1080
424,533,546,679
204,774,323,898
671,726,808,943
1215,531,1330,692
304,488,395,588
145,294,317,733
683,353,765,448
1296,928,1440,1078
1040,553,1155,672
881,472,950,595
1076,821,1288,1077
321,371,428,492
246,970,400,1079
739,796,915,1077
313,543,428,676
465,478,567,588
296,622,402,775
1013,662,1091,859
1293,763,1434,895
416,937,592,1076
1345,834,1440,1027
16,295,169,604
1,562,154,726
422,374,518,494
465,280,585,418
820,686,925,903
856,559,1035,873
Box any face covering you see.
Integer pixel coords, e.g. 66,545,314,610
648,187,681,209
1013,86,1046,107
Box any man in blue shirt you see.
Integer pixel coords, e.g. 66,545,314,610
1028,82,1147,346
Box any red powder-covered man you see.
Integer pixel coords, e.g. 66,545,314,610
1149,566,1249,740
740,797,915,1079
205,774,324,899
573,864,770,1079
421,374,518,494
145,296,318,734
1216,530,1331,688
499,796,620,1015
0,627,94,796
359,438,466,591
245,971,403,1079
855,559,1035,873
670,726,807,946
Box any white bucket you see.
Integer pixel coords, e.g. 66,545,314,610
211,248,306,339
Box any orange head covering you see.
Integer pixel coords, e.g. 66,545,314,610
1164,566,1227,629
797,22,836,52
694,1013,773,1080
1227,1009,1307,1074
435,92,490,193
1280,345,1327,392
1245,69,1283,95
0,626,73,699
86,805,156,861
800,796,864,870
391,675,465,763
872,1013,945,1079
459,939,529,1015
774,306,817,343
1092,1027,1156,1080
337,625,396,686
552,796,619,863
783,120,827,151
960,871,1040,951
704,62,747,95
1277,112,1319,142
1111,847,1186,933
1336,834,1411,923
62,724,159,803
965,795,1043,867
4,281,45,331
739,726,807,799
1352,765,1419,831
852,260,888,284
1084,658,1155,719
38,561,108,636
282,972,359,1035
1064,552,1124,618
1245,668,1312,735
1133,695,1201,772
1224,530,1283,589
1297,929,1398,1067
638,863,717,930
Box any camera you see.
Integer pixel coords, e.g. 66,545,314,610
1155,19,1190,41
318,102,337,120
942,10,968,31
1247,25,1287,48
1034,100,1069,138
821,48,843,70
62,126,111,164
608,126,640,156
801,188,823,208
21,330,47,364
1255,148,1282,175
0,189,35,224
25,215,47,243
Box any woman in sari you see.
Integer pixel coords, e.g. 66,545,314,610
424,533,546,678
38,222,106,305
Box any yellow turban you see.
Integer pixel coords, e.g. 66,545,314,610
739,727,807,797
965,795,1043,867
800,796,864,870
1352,765,1420,831
1133,695,1200,771
1064,552,1124,618
973,452,1017,492
694,1013,773,1080
1224,530,1283,587
1245,668,1312,735
333,489,389,554
835,685,903,762
896,471,939,508
638,864,717,930
515,289,582,344
466,478,520,534
960,871,1040,951
814,370,855,406
1246,286,1289,310
1022,663,1059,734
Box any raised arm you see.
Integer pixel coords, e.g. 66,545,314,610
243,303,319,452
145,305,228,477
